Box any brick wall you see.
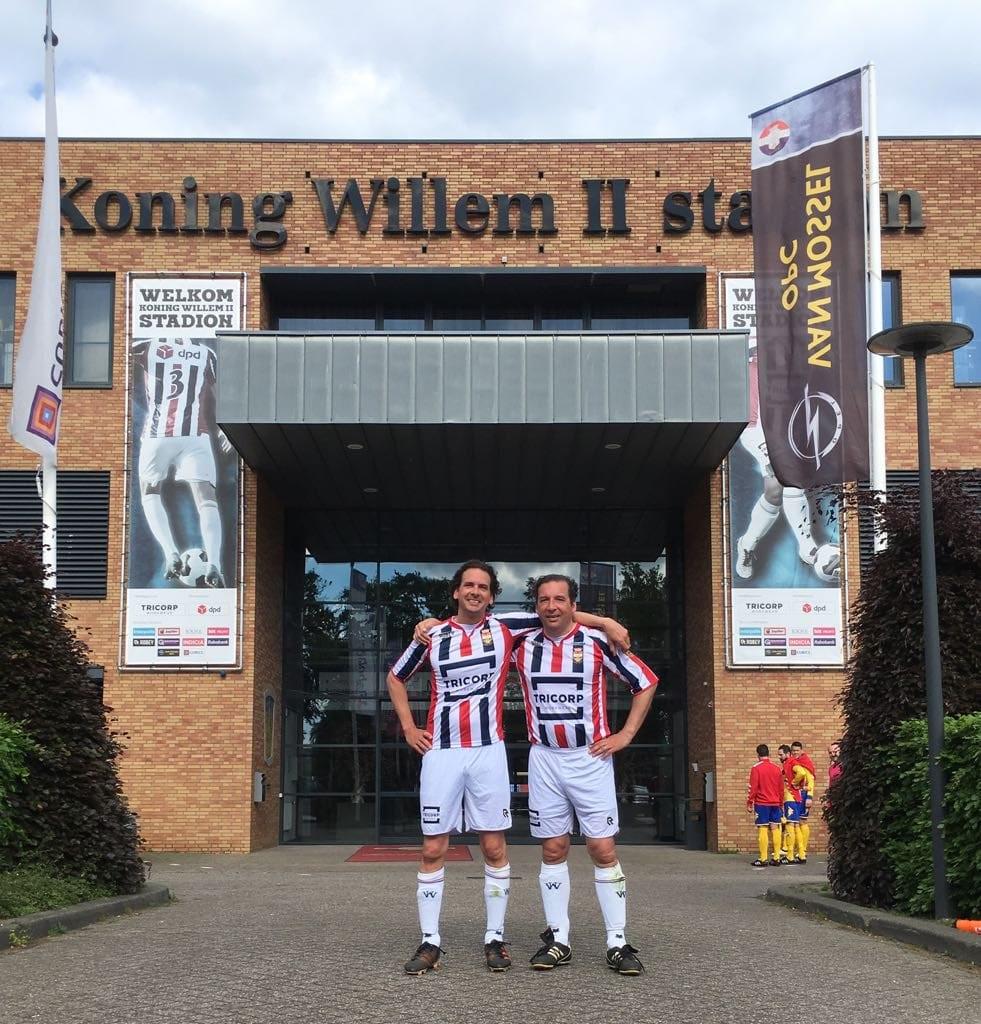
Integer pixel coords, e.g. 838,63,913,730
1,137,978,851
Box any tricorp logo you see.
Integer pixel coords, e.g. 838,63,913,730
758,119,790,156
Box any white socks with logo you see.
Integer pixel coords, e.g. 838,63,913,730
742,494,780,551
140,491,178,558
539,861,571,945
416,868,444,947
594,862,628,949
198,497,223,571
483,862,511,945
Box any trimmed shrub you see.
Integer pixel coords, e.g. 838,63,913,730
0,715,36,846
0,537,144,893
881,714,981,918
827,471,981,909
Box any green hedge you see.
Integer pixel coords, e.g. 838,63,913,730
0,715,36,847
881,714,981,918
827,471,981,909
0,866,111,919
0,537,145,893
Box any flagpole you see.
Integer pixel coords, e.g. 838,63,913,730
7,0,63,589
866,63,887,548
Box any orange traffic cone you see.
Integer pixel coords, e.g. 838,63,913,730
954,920,981,934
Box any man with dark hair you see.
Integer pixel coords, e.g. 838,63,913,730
747,743,784,868
512,574,658,976
790,739,816,861
388,561,629,976
777,743,801,863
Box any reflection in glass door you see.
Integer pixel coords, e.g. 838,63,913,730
284,557,686,843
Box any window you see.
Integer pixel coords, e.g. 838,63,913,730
881,273,903,387
952,274,981,385
0,274,13,386
0,469,111,598
66,275,114,386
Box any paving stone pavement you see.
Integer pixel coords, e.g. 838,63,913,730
0,845,978,1024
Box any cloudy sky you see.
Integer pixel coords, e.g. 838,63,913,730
1,0,979,139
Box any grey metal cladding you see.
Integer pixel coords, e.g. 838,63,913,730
216,331,748,427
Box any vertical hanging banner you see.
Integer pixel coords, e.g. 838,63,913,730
8,4,62,465
723,275,845,667
122,276,244,668
750,70,868,488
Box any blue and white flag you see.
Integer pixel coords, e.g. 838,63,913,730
8,1,64,467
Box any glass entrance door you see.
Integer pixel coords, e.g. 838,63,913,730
284,557,686,844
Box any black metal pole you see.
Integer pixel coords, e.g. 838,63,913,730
913,350,950,919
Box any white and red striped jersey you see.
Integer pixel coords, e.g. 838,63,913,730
513,626,658,748
391,611,540,749
135,338,216,439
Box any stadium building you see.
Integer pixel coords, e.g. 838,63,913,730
0,136,978,853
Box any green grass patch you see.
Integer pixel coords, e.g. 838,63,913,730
0,867,111,919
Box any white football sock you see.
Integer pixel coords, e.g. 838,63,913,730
594,862,628,948
740,495,780,551
417,868,444,947
198,498,222,571
539,861,571,945
140,491,178,557
483,862,511,944
782,487,817,560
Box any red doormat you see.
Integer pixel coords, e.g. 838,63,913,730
346,845,474,863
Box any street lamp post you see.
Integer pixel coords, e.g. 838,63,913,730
866,321,973,921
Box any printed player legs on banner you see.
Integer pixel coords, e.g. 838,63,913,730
734,425,837,583
515,575,658,976
138,441,226,588
132,336,229,588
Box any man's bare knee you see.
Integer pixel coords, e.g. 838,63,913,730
586,836,618,867
479,831,508,868
421,834,449,873
541,835,570,864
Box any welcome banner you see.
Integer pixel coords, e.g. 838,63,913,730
750,70,868,488
121,275,244,669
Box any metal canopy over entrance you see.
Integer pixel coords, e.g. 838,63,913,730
216,330,748,559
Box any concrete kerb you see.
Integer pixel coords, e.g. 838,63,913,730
0,882,171,950
765,883,981,967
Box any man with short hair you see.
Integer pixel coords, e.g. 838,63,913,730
777,743,801,863
747,744,784,868
790,741,823,860
388,560,629,976
511,574,658,976
789,741,815,863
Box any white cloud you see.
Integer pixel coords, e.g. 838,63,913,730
1,0,979,138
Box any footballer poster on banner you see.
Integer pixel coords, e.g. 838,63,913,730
122,275,244,668
722,274,845,668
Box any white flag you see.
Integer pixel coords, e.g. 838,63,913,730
8,1,63,467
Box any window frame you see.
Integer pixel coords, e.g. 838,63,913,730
881,272,904,388
951,271,981,387
0,272,14,388
65,273,115,389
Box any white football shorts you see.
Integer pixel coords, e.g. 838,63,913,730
419,743,512,835
528,744,618,839
739,423,773,477
139,435,217,487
